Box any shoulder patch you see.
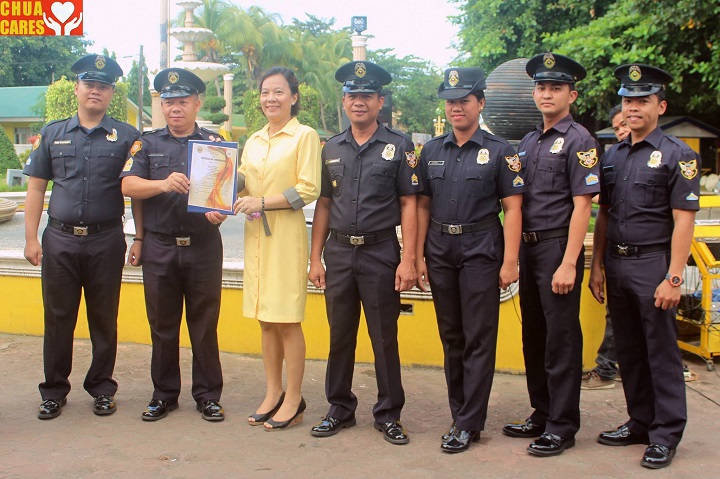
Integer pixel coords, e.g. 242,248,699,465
405,151,417,168
506,155,521,172
679,159,698,180
130,140,142,157
32,134,42,150
577,148,598,168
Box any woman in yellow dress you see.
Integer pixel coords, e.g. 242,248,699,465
234,67,321,430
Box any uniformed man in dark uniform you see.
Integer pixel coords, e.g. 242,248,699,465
416,67,524,453
308,61,421,445
589,64,699,469
502,53,600,456
23,54,140,419
121,68,226,422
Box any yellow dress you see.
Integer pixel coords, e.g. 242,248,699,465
239,117,321,322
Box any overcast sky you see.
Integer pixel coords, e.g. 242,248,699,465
82,0,461,75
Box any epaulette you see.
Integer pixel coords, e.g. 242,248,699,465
43,118,70,128
385,126,413,143
107,116,140,134
326,130,346,142
425,132,450,147
199,127,225,139
141,127,165,136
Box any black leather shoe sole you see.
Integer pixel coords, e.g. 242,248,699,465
597,435,648,446
527,438,576,457
141,402,178,421
310,417,356,437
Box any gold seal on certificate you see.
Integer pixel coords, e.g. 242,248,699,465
187,140,238,215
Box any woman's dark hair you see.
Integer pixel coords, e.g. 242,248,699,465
259,66,300,116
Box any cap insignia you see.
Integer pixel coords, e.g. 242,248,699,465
355,62,366,78
448,70,460,87
629,65,642,82
95,56,106,70
543,53,555,69
168,71,180,84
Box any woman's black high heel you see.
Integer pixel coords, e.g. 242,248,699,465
248,392,285,426
263,397,306,431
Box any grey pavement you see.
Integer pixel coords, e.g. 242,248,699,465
1,333,719,479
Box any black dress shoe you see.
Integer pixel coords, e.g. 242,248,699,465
527,432,575,457
248,392,285,426
641,443,676,469
441,430,480,453
502,418,545,438
310,415,356,437
93,395,117,416
442,421,457,441
265,397,306,431
374,421,409,445
38,398,67,420
597,425,649,446
197,400,225,422
141,399,178,421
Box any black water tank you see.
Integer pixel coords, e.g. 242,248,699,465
483,58,541,142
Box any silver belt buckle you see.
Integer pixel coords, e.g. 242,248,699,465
522,232,537,242
73,226,88,236
447,224,462,235
176,237,191,247
349,236,365,246
617,245,629,256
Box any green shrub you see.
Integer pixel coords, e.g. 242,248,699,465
45,76,128,122
0,128,21,174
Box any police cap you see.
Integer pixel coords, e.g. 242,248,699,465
335,61,391,93
438,67,486,99
526,52,586,83
154,68,206,98
71,54,123,85
614,64,673,97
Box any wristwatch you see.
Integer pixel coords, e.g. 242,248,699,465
665,274,683,287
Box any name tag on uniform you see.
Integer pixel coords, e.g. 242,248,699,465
325,158,341,164
53,140,72,145
518,151,526,158
428,161,445,166
148,153,164,157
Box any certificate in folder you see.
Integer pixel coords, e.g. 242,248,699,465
187,140,238,215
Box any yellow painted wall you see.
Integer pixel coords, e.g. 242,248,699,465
679,137,700,154
0,269,607,372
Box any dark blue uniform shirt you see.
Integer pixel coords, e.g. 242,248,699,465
419,128,524,222
120,124,224,237
320,122,422,233
599,126,700,245
518,114,600,231
23,114,139,224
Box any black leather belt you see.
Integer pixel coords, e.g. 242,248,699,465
609,243,669,256
430,217,500,235
148,231,200,247
522,227,569,243
47,217,121,236
331,228,396,246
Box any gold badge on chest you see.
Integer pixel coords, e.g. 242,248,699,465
382,144,396,161
477,148,490,165
647,150,662,168
106,128,118,142
549,137,564,154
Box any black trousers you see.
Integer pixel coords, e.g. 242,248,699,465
322,235,405,422
604,250,686,448
425,227,503,431
519,236,584,439
39,224,125,399
141,233,224,403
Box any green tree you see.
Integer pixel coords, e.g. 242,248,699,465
451,0,613,72
126,60,151,107
0,36,89,86
242,83,320,137
45,77,129,122
203,95,229,125
370,51,443,134
0,127,21,174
